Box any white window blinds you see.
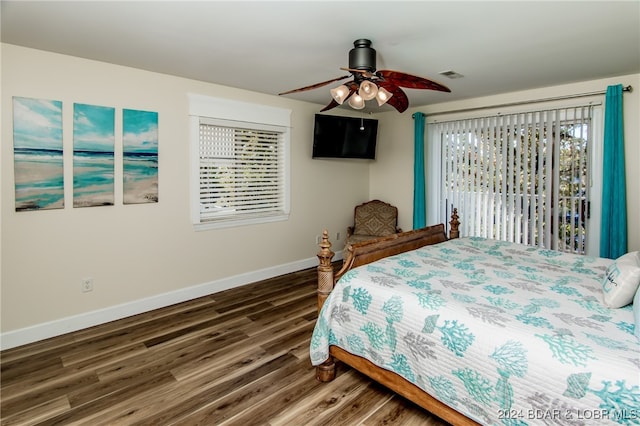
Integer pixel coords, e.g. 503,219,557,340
434,106,593,254
198,120,286,223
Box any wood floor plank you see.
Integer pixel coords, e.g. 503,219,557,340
169,338,270,383
0,349,65,385
95,329,248,383
35,371,177,426
61,342,149,372
266,369,369,426
0,334,76,365
0,265,451,425
122,353,299,425
317,381,395,426
72,345,274,426
1,368,99,419
260,321,316,355
0,395,70,426
217,360,322,426
165,353,311,425
69,295,218,343
140,312,251,349
247,294,316,326
62,301,223,361
361,396,449,426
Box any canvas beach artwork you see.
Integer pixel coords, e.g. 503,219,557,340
73,103,115,207
123,109,158,204
13,96,65,212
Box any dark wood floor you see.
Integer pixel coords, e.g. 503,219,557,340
1,265,449,425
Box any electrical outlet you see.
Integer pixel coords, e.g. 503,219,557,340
81,278,94,293
336,232,340,240
315,235,322,244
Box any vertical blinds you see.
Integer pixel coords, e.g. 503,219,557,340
436,106,592,254
199,122,285,221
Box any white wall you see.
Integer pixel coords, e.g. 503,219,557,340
371,74,640,252
3,44,638,349
0,44,370,348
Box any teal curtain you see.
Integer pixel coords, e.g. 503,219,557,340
412,112,426,229
600,84,627,259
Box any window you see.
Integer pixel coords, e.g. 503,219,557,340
428,105,603,255
189,95,291,230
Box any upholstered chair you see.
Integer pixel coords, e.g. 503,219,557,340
345,200,401,246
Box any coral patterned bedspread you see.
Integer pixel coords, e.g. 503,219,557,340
310,237,640,425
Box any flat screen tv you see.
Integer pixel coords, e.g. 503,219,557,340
312,114,378,159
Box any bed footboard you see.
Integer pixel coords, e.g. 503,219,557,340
314,209,460,382
313,209,480,424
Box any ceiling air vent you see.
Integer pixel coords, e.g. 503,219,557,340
439,70,464,79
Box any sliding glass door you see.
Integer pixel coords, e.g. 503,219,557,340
429,105,602,255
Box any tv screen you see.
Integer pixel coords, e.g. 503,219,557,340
312,114,378,159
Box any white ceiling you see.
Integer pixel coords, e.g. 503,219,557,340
2,1,639,112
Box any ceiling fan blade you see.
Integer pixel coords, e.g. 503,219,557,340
377,70,451,93
376,81,409,113
320,99,340,112
278,75,350,95
339,67,375,78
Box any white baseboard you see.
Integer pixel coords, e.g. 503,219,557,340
0,252,342,351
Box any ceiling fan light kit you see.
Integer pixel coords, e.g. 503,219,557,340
375,87,393,106
358,80,378,100
279,38,451,113
330,85,350,104
348,93,365,110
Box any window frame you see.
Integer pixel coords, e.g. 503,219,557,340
189,94,291,230
425,104,603,256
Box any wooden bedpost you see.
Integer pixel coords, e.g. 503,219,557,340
449,208,460,239
316,230,335,312
316,230,336,381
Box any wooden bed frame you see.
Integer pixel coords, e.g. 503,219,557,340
315,209,480,426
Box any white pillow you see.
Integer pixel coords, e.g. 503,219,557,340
633,286,640,340
601,251,640,308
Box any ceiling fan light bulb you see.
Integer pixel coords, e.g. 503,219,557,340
358,80,378,101
330,85,349,104
348,93,365,110
376,87,393,106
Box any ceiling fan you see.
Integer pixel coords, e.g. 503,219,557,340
278,39,451,113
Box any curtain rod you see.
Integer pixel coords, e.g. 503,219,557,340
420,85,632,118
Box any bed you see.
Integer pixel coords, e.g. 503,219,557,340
311,210,639,425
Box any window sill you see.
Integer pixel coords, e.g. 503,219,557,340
193,213,289,231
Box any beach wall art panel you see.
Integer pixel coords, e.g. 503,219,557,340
123,109,158,204
73,103,115,208
13,96,65,212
